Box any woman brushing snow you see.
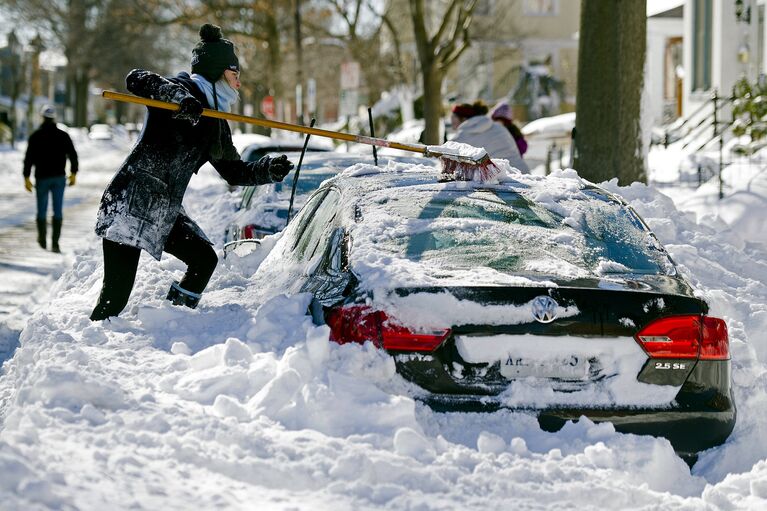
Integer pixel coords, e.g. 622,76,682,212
450,101,529,173
90,24,293,321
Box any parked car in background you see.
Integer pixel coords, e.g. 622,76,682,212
240,135,334,163
88,123,113,141
248,163,735,464
224,152,438,246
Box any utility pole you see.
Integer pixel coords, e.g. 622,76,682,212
27,33,46,135
7,30,22,147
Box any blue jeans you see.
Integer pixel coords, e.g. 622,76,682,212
35,176,66,221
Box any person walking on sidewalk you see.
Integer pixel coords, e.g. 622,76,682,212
90,23,294,321
23,105,78,253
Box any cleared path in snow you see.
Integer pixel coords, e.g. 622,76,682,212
0,136,128,359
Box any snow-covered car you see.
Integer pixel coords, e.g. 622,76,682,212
250,163,735,462
520,112,575,139
88,123,113,140
224,152,438,245
240,136,334,163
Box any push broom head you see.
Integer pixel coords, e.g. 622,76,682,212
426,142,501,182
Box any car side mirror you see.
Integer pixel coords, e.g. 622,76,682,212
223,238,262,259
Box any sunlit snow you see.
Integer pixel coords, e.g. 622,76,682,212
1,132,767,509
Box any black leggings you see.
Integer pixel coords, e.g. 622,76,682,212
89,219,218,321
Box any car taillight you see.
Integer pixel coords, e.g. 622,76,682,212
635,315,729,360
325,305,451,352
241,225,258,239
700,316,729,360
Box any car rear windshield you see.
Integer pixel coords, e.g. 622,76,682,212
368,188,675,278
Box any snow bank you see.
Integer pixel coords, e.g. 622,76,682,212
1,148,767,509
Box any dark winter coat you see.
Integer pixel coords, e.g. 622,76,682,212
498,118,528,156
23,120,78,179
95,69,274,260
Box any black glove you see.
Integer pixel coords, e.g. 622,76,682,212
263,154,294,182
173,96,203,125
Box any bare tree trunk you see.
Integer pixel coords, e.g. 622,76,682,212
74,67,90,127
422,66,443,144
409,0,476,145
294,0,304,123
27,46,42,137
67,0,89,127
9,59,23,147
266,0,283,100
114,101,126,125
574,0,647,184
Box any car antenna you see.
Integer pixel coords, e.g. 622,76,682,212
367,107,378,166
286,117,316,226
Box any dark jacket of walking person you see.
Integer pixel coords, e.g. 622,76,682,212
90,23,294,321
490,101,528,157
23,105,78,253
450,101,529,173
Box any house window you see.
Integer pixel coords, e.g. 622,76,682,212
692,0,712,91
524,0,557,16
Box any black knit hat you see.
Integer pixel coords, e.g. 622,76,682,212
191,24,239,82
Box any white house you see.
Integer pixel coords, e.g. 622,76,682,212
646,0,767,127
647,1,684,126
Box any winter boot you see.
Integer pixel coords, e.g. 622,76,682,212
36,218,46,249
51,217,63,253
166,281,202,309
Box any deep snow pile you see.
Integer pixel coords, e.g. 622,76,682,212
648,140,767,247
0,154,766,509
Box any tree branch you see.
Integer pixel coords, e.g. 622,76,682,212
408,0,431,63
432,0,461,48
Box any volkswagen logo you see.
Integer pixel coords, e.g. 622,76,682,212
531,296,559,323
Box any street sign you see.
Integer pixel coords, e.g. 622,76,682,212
340,61,360,90
295,84,303,119
260,96,275,119
339,89,359,117
306,78,316,115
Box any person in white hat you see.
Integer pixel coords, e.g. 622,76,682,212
23,104,78,252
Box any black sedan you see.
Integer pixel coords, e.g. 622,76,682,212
224,152,437,244
251,164,735,463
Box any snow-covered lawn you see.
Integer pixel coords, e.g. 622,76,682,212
1,138,766,509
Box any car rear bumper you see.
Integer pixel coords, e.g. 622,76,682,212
421,392,736,456
395,347,735,455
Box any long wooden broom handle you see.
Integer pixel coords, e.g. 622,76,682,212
102,90,428,155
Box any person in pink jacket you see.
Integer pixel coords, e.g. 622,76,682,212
490,101,528,157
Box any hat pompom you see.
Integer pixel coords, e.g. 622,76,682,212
490,102,513,121
199,23,223,42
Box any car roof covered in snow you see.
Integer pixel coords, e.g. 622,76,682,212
302,160,675,292
321,159,603,205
